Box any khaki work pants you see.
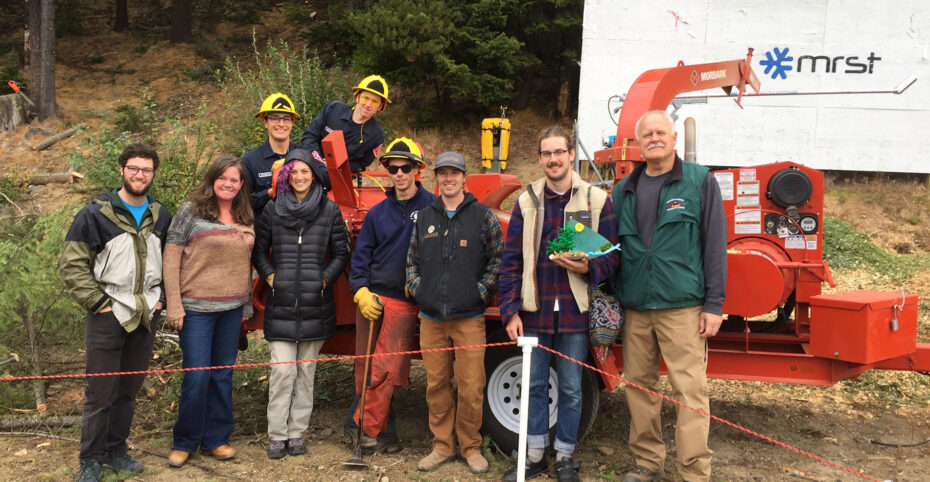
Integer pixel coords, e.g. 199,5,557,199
419,315,487,458
623,305,713,481
266,339,325,441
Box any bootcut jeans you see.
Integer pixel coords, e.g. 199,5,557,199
172,307,241,453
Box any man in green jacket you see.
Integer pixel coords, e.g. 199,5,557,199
611,111,726,482
60,143,171,482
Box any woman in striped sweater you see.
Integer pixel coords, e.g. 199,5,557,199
162,156,254,468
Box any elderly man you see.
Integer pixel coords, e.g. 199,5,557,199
406,152,503,474
612,110,727,482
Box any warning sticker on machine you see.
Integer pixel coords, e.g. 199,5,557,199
739,169,756,182
734,223,761,234
785,235,806,250
806,235,817,250
737,182,759,195
734,208,761,223
714,172,734,201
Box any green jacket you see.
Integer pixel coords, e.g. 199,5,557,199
60,190,171,332
612,159,708,311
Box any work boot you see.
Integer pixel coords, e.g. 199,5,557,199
554,457,582,482
287,438,307,456
464,452,489,474
76,460,102,482
416,450,454,472
359,433,378,449
201,445,236,460
622,465,665,482
104,451,144,474
167,450,189,468
502,457,548,481
267,440,286,459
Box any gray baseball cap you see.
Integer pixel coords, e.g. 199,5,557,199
433,151,467,173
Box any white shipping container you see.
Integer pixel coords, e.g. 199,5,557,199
577,0,930,173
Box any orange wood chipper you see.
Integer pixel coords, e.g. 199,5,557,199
244,49,929,455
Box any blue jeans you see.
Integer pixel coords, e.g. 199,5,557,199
172,307,241,452
526,329,588,454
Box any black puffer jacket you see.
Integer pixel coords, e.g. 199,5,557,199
252,196,348,342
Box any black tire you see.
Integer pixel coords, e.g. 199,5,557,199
481,329,600,457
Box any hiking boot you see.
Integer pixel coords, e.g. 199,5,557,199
554,457,581,482
104,451,144,473
76,460,103,482
622,465,665,482
416,450,454,472
359,433,378,448
267,440,286,459
502,457,548,482
375,432,403,454
201,445,236,460
464,452,489,474
167,450,189,468
287,438,306,456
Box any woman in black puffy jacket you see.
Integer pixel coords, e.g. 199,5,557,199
252,148,348,459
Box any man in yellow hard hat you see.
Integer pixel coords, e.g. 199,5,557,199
243,93,300,216
300,75,389,174
346,138,436,454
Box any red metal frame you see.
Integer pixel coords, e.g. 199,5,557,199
590,50,930,387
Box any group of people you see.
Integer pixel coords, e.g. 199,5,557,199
61,70,726,482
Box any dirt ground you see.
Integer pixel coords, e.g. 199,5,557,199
3,359,929,482
3,10,930,482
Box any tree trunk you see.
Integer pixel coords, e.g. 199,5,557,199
169,0,194,44
114,0,128,32
27,0,56,121
24,312,47,410
0,94,27,131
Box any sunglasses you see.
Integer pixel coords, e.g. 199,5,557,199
386,164,415,174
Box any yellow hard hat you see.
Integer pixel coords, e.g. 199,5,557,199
352,75,391,104
380,137,427,168
255,93,300,120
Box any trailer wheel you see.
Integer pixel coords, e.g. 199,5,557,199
481,329,600,456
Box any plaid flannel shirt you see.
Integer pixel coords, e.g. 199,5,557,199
498,185,620,333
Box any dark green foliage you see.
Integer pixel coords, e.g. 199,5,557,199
216,36,348,155
546,226,576,255
335,0,582,114
0,211,85,413
0,51,22,86
340,0,537,110
55,0,85,36
0,175,26,203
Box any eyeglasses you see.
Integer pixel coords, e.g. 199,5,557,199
124,165,155,176
539,149,570,159
386,164,415,174
266,115,293,123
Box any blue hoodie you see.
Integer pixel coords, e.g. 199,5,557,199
349,182,437,300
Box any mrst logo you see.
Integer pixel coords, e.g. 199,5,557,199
759,47,882,79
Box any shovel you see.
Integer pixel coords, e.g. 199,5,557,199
343,311,378,469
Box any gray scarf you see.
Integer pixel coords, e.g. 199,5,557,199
275,182,324,229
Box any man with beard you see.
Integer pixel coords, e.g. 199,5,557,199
61,143,171,482
497,125,619,482
406,152,503,475
346,137,436,453
612,110,726,482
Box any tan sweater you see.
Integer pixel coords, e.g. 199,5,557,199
162,202,254,319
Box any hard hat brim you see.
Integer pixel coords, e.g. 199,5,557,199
353,87,391,104
255,110,301,120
